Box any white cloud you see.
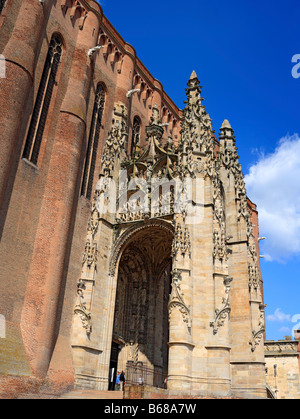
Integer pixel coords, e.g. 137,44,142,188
278,326,291,334
267,308,291,323
245,134,300,262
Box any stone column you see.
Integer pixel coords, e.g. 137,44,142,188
189,174,222,395
204,169,232,396
168,218,194,392
0,0,46,236
219,120,266,398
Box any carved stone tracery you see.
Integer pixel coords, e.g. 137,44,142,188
178,72,215,180
82,239,98,270
180,71,214,155
171,223,191,259
265,341,298,354
101,103,128,177
117,103,180,222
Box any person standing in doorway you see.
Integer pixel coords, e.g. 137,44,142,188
120,370,125,391
115,371,121,391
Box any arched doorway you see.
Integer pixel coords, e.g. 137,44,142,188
108,221,174,389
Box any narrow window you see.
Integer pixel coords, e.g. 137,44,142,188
23,34,63,165
81,83,106,200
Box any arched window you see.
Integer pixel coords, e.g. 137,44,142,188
0,0,6,15
81,83,106,200
131,116,141,157
23,34,63,165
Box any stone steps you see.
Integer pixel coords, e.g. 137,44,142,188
59,389,124,400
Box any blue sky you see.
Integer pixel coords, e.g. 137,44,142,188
101,0,300,341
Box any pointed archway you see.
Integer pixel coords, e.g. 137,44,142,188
108,220,174,388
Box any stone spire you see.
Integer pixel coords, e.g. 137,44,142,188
219,119,236,145
219,119,249,223
221,119,231,128
180,72,214,155
190,70,197,79
186,70,202,92
219,119,240,177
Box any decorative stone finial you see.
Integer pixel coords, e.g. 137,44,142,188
221,119,232,129
186,70,201,91
189,70,198,80
180,71,214,154
219,119,235,143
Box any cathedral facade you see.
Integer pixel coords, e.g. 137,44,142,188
0,0,267,398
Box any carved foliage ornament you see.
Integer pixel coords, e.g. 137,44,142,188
168,269,191,333
210,277,233,335
249,329,264,353
265,341,298,353
212,174,228,262
249,304,265,352
74,279,92,335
